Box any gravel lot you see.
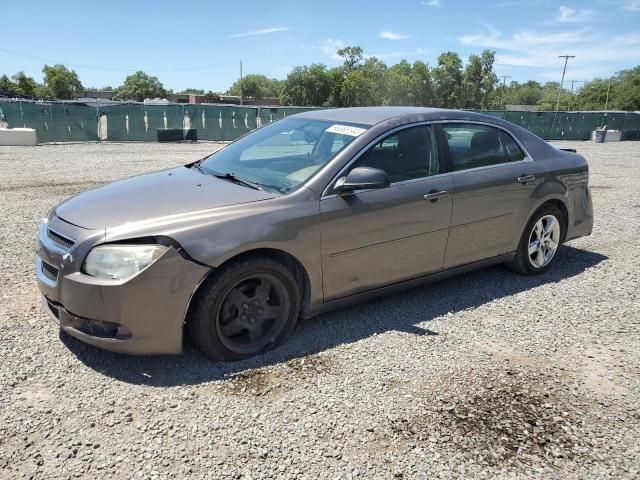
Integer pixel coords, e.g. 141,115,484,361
0,140,638,480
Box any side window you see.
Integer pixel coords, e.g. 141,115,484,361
499,130,526,161
442,124,510,171
348,125,439,183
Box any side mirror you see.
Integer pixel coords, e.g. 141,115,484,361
333,167,390,195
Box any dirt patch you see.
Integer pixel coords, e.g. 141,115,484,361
389,369,592,468
219,354,334,397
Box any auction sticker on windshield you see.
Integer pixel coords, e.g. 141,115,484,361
325,124,367,137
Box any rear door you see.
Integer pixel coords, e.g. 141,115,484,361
439,122,540,268
320,124,452,301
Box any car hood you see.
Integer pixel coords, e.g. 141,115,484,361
56,166,276,229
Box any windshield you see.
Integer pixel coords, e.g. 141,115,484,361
197,118,368,194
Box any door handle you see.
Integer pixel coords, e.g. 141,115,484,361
424,190,449,202
517,174,536,184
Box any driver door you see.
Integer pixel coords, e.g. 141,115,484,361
319,124,452,301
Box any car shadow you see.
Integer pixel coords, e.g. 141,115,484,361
60,245,607,387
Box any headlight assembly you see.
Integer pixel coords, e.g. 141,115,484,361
83,244,168,281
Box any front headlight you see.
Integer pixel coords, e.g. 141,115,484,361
83,244,168,281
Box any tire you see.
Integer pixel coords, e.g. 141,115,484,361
187,256,301,361
508,204,564,275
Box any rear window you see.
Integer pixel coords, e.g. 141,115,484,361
499,130,526,161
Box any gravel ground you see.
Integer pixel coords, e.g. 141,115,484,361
0,141,638,480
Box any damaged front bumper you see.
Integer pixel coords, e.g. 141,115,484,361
36,215,210,355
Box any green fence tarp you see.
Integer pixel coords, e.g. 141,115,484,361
258,106,324,126
1,99,639,143
97,103,184,141
0,101,99,142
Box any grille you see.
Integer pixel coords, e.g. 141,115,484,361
41,260,59,281
47,229,75,250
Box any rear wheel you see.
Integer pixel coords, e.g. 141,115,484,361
508,204,564,275
188,257,300,361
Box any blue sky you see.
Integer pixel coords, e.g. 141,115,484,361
2,0,640,92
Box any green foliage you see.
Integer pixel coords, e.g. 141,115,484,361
500,80,544,107
179,88,205,95
12,72,39,96
575,79,610,110
609,66,640,111
42,64,83,100
204,91,220,103
0,72,41,97
432,51,463,108
461,50,497,109
2,48,638,111
113,71,165,101
281,64,333,106
227,74,281,99
337,46,364,73
0,74,17,93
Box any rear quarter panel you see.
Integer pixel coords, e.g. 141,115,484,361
509,138,593,250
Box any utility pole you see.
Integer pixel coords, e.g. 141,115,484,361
499,75,510,108
604,77,612,112
555,55,575,112
239,60,243,106
567,80,583,111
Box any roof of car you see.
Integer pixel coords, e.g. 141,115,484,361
293,106,486,126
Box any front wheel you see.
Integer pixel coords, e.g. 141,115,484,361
188,257,300,361
508,204,564,275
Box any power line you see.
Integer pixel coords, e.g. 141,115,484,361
0,48,238,73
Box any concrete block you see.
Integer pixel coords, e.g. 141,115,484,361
0,128,38,146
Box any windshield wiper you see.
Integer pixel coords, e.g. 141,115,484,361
213,172,263,191
189,161,264,191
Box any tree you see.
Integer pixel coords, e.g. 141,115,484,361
501,80,544,107
388,60,414,105
341,57,389,106
0,74,17,93
411,61,434,106
536,82,565,111
113,71,165,101
281,64,333,106
613,66,640,111
42,64,83,99
432,51,463,108
178,88,205,94
460,50,497,109
227,74,281,99
204,91,220,103
327,67,346,106
574,79,610,110
337,46,364,73
11,72,38,96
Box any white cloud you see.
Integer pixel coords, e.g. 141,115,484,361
366,48,428,60
421,0,440,7
379,31,411,40
622,1,640,11
228,27,288,38
318,38,346,59
614,32,640,44
459,24,597,51
554,6,593,23
459,24,640,80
